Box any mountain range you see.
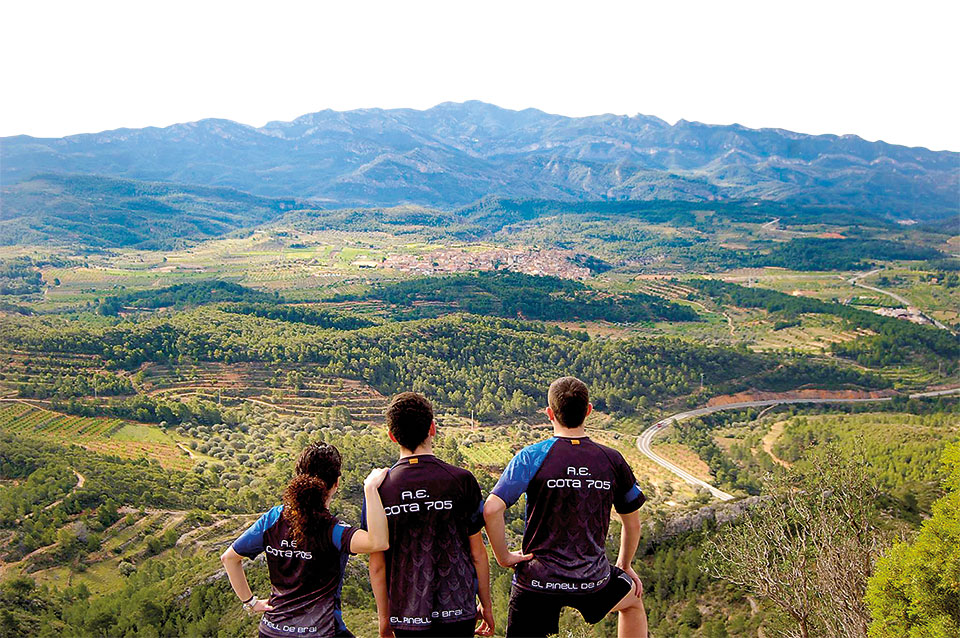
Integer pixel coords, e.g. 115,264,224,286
2,101,957,218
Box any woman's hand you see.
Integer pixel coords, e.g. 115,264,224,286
496,550,533,568
249,598,274,614
364,467,390,490
353,468,391,553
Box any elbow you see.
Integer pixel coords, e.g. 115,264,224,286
373,539,390,553
621,512,642,532
483,496,505,521
472,546,488,565
470,538,488,563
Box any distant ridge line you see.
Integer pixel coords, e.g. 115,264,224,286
2,101,957,215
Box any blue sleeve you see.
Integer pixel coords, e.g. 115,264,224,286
616,483,645,514
612,453,646,514
232,505,283,558
491,439,556,508
360,494,367,531
332,520,359,554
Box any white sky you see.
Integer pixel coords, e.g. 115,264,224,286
2,0,958,151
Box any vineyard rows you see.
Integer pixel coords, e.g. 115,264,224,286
632,280,696,300
0,403,124,437
0,403,191,471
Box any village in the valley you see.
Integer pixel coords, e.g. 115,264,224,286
357,247,594,279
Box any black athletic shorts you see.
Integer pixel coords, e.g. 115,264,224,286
393,618,477,637
506,565,635,638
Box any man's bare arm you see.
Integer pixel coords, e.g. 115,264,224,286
483,494,532,568
615,509,643,597
469,532,495,636
368,551,393,637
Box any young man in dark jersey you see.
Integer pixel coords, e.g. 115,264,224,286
366,392,495,637
484,377,648,638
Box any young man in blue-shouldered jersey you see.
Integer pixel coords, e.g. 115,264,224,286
484,376,648,638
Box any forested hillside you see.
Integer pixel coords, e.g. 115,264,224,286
0,174,299,249
336,271,699,322
4,307,882,422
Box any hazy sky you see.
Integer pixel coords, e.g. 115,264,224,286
2,0,958,150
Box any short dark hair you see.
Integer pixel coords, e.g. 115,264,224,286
548,377,589,428
386,392,434,451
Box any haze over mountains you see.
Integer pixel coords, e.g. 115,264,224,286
2,101,957,218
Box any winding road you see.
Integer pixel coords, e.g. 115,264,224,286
636,388,960,501
848,269,951,331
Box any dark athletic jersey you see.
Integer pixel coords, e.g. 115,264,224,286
233,505,358,638
363,454,485,631
492,436,645,594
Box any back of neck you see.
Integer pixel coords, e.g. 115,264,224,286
400,443,433,459
553,424,587,438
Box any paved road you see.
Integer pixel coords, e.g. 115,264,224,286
848,269,951,331
636,388,960,501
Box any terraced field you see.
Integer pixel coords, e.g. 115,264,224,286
139,362,389,424
0,402,123,437
750,316,872,353
0,350,108,389
875,364,945,389
17,509,252,595
631,278,696,300
0,402,192,470
588,428,698,501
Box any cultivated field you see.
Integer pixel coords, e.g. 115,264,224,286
0,402,192,471
139,362,389,424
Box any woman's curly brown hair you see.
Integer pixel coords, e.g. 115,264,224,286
282,441,342,548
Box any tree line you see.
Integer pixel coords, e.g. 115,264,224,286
0,309,887,423
337,271,699,322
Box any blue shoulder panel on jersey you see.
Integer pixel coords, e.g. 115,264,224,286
332,521,350,551
625,483,643,504
491,438,558,507
232,505,283,558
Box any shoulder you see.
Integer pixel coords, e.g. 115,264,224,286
331,517,358,552
233,505,284,558
260,504,285,529
502,438,558,477
593,440,626,464
592,442,636,481
493,438,559,503
513,438,558,464
436,458,478,481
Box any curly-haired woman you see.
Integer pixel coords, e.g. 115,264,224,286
221,441,389,638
